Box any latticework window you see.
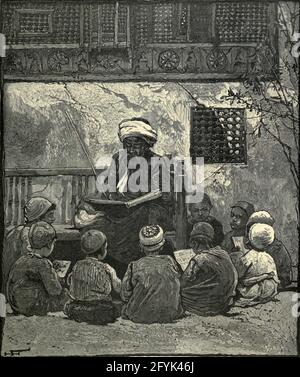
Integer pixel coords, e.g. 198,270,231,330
118,4,128,43
4,2,81,44
191,107,247,164
101,3,115,43
215,2,269,43
135,4,150,45
18,12,50,35
153,4,173,43
133,1,273,46
189,3,212,42
53,4,81,44
99,2,128,45
152,3,190,43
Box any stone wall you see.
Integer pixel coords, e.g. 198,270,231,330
4,81,299,269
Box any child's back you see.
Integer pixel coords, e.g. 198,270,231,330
237,249,278,279
70,257,120,302
234,224,279,307
121,254,183,323
7,222,68,316
64,229,121,325
3,225,30,290
7,253,65,316
246,211,292,288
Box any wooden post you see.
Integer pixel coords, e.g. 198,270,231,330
175,160,187,250
79,4,84,47
61,179,68,225
114,1,119,46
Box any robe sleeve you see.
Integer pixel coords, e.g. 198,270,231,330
235,253,252,280
274,240,293,287
39,260,63,296
105,264,122,294
121,262,135,302
181,255,204,282
212,219,225,246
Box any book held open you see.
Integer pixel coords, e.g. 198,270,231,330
86,190,163,209
173,249,196,271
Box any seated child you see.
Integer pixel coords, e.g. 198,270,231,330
121,225,183,324
234,223,279,307
6,221,68,316
3,197,56,290
64,230,121,325
180,222,238,316
246,211,292,288
187,193,224,247
222,201,255,254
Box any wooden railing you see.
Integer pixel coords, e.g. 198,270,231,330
5,176,33,226
4,168,97,226
4,167,187,248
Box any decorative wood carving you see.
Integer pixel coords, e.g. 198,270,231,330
3,1,278,81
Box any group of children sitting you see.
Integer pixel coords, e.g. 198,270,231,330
3,194,293,325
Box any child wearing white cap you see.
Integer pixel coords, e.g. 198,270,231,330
246,211,292,288
121,225,183,323
64,229,122,325
234,223,280,307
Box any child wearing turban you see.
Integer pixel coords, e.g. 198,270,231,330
234,223,279,307
246,211,292,288
121,225,183,323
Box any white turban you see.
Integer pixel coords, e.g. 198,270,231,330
249,223,275,251
118,119,158,146
139,225,165,252
247,211,275,228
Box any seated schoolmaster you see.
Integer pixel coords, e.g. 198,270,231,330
74,118,174,275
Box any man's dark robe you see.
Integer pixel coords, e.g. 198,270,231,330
74,150,174,274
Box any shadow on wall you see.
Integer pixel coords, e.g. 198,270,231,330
3,82,299,268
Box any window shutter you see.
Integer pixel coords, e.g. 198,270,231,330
215,2,269,43
191,107,247,164
189,3,213,43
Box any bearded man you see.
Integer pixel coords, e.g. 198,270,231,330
74,118,174,276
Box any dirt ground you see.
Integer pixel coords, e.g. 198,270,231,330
1,291,298,356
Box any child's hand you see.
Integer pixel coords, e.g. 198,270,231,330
58,276,67,288
232,246,241,253
52,260,61,270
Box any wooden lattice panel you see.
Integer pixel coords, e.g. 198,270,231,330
3,2,81,44
153,3,173,43
191,107,247,164
101,3,115,43
135,4,149,45
189,3,212,42
215,2,269,43
178,3,188,38
53,3,81,44
18,12,50,35
2,1,278,80
117,4,128,43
